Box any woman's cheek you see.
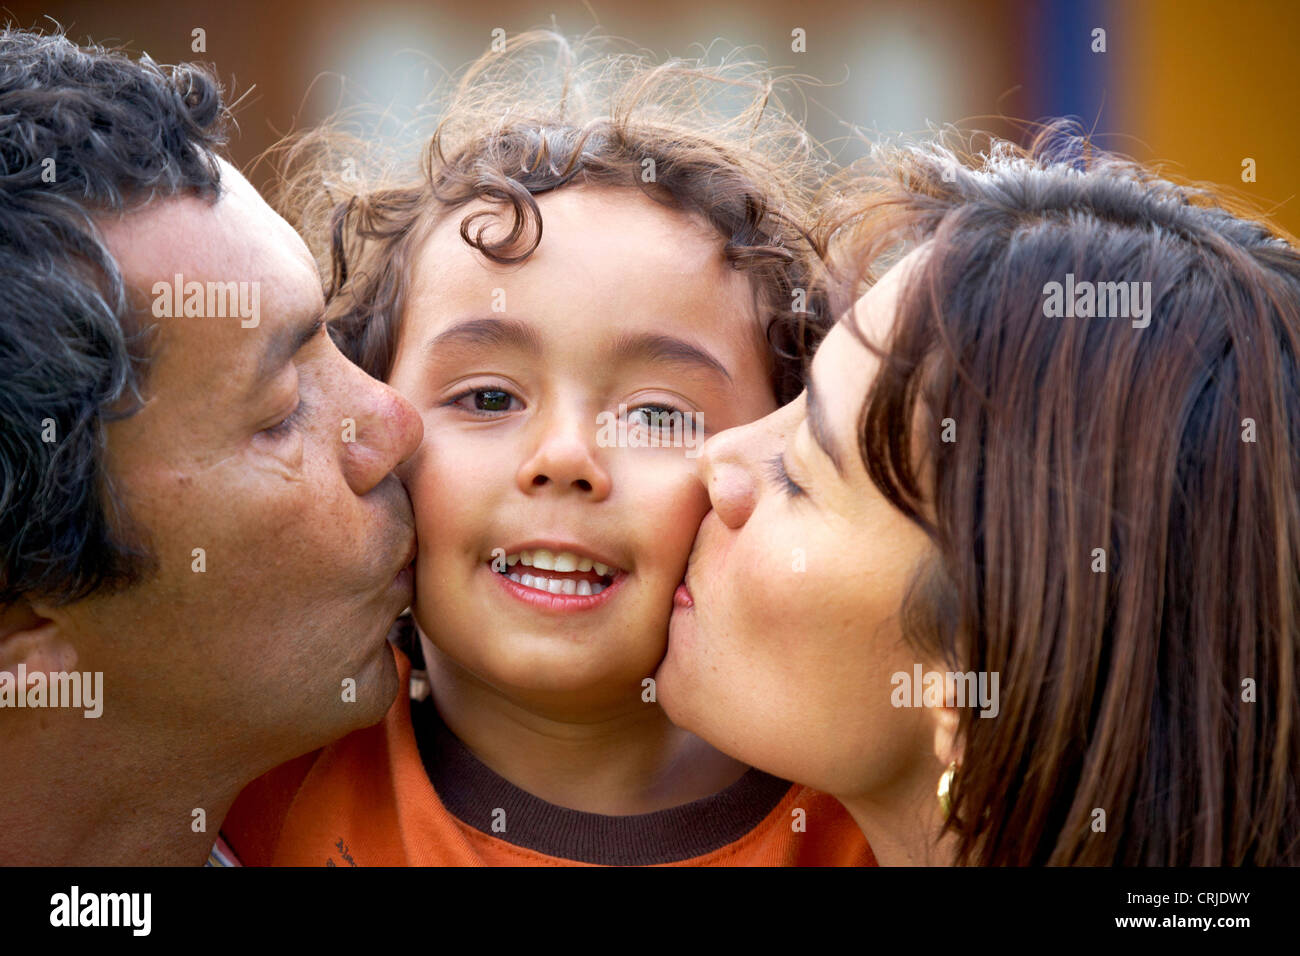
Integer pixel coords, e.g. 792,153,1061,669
737,515,828,688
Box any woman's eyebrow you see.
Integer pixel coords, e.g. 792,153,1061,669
805,376,844,473
423,317,544,358
608,331,733,384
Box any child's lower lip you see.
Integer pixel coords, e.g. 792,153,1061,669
491,567,625,612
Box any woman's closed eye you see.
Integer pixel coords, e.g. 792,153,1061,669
766,452,805,497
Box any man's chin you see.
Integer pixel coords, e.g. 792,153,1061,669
362,641,402,717
331,641,402,738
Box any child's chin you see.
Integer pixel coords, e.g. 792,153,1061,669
471,631,669,699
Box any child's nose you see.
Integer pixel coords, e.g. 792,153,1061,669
517,415,612,499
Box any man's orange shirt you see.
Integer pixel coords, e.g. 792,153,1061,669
223,645,874,866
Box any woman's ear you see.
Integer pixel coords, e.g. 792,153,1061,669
933,705,962,766
0,601,79,675
932,671,964,767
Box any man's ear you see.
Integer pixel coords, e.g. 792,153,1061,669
0,601,79,675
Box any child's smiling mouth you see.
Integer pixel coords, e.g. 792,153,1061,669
487,546,627,611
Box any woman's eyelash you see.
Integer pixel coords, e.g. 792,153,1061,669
766,453,805,497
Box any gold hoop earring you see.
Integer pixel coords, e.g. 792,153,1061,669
937,761,958,819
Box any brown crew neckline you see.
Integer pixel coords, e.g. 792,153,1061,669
404,639,792,865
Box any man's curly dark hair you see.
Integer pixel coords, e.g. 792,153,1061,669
0,26,229,606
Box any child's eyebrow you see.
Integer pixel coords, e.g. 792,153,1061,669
608,331,733,384
423,317,544,358
422,320,733,386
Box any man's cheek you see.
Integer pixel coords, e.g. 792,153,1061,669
204,471,348,581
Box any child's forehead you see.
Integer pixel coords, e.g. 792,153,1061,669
412,186,755,310
429,184,722,254
396,192,774,386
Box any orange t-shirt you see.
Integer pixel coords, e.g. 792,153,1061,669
223,645,874,866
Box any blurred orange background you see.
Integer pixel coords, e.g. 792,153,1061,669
5,0,1297,234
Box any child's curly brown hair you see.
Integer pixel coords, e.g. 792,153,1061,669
263,30,834,404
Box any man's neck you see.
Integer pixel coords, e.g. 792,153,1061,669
0,722,242,866
420,633,750,816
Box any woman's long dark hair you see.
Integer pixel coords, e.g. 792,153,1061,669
825,126,1300,865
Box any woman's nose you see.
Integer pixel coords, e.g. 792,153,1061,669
700,395,803,528
698,423,760,529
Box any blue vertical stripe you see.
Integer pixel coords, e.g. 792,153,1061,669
1022,0,1116,137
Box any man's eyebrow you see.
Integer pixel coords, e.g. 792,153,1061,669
805,374,843,472
609,331,733,383
424,317,544,358
254,317,324,386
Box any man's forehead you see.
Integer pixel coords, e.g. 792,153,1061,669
93,159,324,399
97,159,312,288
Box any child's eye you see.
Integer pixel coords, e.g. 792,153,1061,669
447,387,522,415
627,403,695,435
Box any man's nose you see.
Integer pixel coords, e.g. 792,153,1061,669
342,379,424,496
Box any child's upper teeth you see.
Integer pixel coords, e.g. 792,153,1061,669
512,549,616,574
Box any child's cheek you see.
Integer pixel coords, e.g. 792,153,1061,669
399,435,443,552
412,425,499,555
621,454,712,584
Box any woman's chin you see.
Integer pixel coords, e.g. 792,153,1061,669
657,614,701,719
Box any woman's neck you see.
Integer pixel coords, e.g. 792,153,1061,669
419,632,750,815
837,761,958,866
